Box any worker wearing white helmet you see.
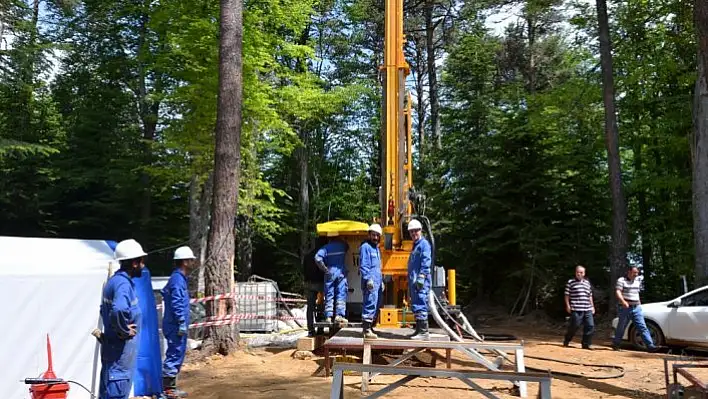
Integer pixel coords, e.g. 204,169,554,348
99,239,147,399
406,219,432,340
161,246,196,398
360,223,383,338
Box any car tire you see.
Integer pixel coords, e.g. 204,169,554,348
629,321,665,350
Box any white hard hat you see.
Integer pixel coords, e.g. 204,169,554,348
407,219,422,231
114,239,147,261
174,246,196,260
368,223,382,235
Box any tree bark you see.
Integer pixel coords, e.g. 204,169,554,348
692,0,708,287
425,0,441,150
297,130,310,265
189,172,213,297
526,14,536,94
414,34,427,161
236,213,253,281
635,144,653,293
136,5,161,241
596,0,629,305
203,0,243,356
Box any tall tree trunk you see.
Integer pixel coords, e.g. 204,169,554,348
692,0,708,287
136,7,159,242
189,173,213,297
203,0,243,356
414,34,426,161
526,14,536,94
297,130,310,265
236,213,253,280
635,142,653,292
425,0,440,150
596,0,629,305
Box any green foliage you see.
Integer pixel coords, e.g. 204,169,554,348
0,0,702,305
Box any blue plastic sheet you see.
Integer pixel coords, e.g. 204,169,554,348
132,266,163,395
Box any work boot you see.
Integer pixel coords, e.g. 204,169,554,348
362,321,378,339
334,315,348,325
407,321,420,337
162,376,188,398
324,317,332,324
410,320,429,341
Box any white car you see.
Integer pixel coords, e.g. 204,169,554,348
612,285,708,350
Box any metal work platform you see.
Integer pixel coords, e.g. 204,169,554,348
664,358,708,398
329,363,552,399
322,327,450,375
360,338,528,397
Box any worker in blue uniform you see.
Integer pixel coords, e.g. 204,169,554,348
407,219,432,340
360,224,383,338
99,239,147,399
315,234,350,325
161,246,196,399
304,237,327,336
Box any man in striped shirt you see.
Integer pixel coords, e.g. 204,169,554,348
612,266,658,352
563,265,595,349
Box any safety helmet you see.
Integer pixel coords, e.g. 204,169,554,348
174,246,196,260
407,219,423,231
368,223,382,235
114,239,147,261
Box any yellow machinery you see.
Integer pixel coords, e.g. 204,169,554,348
315,0,456,329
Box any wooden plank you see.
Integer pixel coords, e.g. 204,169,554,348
297,337,315,351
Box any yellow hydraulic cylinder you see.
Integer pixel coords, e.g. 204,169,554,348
448,269,456,305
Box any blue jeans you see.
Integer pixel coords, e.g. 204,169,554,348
613,304,655,348
564,311,594,347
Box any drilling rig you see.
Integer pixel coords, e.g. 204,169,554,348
314,0,456,329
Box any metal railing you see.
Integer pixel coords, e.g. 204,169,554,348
329,362,553,399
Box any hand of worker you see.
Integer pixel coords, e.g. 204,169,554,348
565,304,571,314
415,275,425,290
178,323,188,336
591,306,595,315
622,301,630,309
127,324,137,337
367,280,374,290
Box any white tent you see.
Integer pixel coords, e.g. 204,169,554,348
0,236,116,399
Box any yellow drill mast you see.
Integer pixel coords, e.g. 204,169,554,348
378,0,416,320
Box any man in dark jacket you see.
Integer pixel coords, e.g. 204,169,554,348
304,238,326,336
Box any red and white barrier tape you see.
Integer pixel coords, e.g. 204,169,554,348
156,293,306,309
188,314,306,329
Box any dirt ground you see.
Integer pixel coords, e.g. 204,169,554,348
177,323,708,399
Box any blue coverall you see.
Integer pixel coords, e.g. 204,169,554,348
359,240,383,323
407,237,432,320
99,270,142,399
315,240,349,318
161,268,190,378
